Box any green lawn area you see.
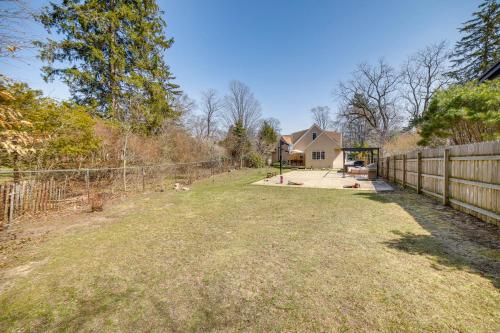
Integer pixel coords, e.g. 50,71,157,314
0,169,499,332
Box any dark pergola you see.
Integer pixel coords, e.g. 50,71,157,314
342,147,381,178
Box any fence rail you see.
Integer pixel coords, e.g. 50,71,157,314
0,159,229,230
379,141,500,225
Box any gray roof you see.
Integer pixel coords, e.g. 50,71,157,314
478,60,500,82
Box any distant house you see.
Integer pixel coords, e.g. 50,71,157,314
271,124,343,169
478,60,500,82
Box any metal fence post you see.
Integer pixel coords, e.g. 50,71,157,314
142,167,145,192
123,166,127,192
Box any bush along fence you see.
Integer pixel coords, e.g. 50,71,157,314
379,141,500,226
0,159,230,230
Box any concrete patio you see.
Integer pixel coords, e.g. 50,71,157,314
253,170,393,191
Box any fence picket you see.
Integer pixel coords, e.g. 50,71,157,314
0,185,5,228
8,184,14,227
383,142,500,225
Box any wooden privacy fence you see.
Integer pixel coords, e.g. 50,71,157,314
0,159,229,230
379,141,500,225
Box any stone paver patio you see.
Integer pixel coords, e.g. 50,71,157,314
253,170,393,191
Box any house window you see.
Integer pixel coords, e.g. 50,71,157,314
312,132,317,140
312,151,326,160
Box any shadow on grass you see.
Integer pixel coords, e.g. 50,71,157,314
3,275,139,332
355,191,500,288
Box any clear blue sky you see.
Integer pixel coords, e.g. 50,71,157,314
1,0,481,133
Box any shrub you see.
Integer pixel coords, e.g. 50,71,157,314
1,77,99,168
418,80,500,146
1,76,226,170
245,151,265,168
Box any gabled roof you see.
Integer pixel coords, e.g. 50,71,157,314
324,131,342,145
302,130,341,151
281,135,292,145
293,124,322,147
478,60,500,82
278,124,342,148
290,129,307,143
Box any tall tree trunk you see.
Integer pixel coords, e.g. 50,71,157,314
122,131,129,191
108,0,119,120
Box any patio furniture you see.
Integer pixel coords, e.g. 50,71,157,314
367,163,377,180
347,167,368,175
342,147,381,178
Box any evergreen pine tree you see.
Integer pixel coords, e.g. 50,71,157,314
223,120,251,166
36,0,180,132
449,0,499,82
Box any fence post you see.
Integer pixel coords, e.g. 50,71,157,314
8,185,14,228
123,166,127,192
393,156,397,183
210,161,214,183
417,152,422,194
3,184,9,223
141,167,145,192
402,154,406,188
85,169,90,202
64,175,68,199
443,148,450,205
386,157,390,179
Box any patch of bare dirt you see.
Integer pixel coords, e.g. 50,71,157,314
0,192,145,271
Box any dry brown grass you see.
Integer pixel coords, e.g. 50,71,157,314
0,169,498,332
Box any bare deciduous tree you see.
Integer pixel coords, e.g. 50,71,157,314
171,93,205,139
310,106,332,129
333,115,374,147
336,59,402,143
200,88,222,139
264,117,281,134
185,114,206,140
173,93,196,118
223,80,262,135
0,0,34,58
401,41,450,127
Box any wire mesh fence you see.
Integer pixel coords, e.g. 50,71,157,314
0,159,231,230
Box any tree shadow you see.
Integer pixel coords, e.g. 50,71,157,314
355,190,500,288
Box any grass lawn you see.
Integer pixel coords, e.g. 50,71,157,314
0,169,499,332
